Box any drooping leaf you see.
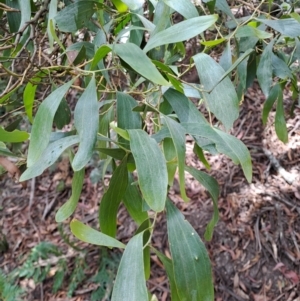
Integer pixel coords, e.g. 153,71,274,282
123,173,148,225
72,76,99,171
55,0,102,32
153,249,181,301
236,25,272,39
143,15,217,53
70,219,125,248
193,143,210,170
181,123,252,182
18,0,31,31
23,72,43,123
99,157,128,237
55,167,85,222
262,84,280,125
6,0,21,33
163,115,189,202
275,89,288,143
111,0,128,12
128,129,168,212
257,39,275,97
166,200,214,301
113,43,170,86
163,138,177,186
90,45,111,70
27,79,74,167
185,166,219,241
193,53,239,130
258,18,300,38
216,0,236,20
111,232,148,301
47,0,58,50
272,54,292,80
219,41,232,71
162,0,198,19
0,127,29,143
20,136,80,181
117,92,142,148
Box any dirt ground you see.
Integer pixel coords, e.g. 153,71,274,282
1,82,300,301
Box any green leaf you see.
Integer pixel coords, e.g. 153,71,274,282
272,54,292,79
72,76,99,171
128,129,168,212
18,0,31,31
117,92,142,148
236,25,273,39
0,127,29,143
163,116,189,202
185,166,219,241
153,249,181,301
163,138,177,186
163,88,207,124
257,40,275,97
262,84,280,125
6,0,21,33
162,0,198,19
47,0,58,50
216,0,236,20
55,167,85,222
54,98,71,129
99,157,128,237
275,90,288,143
193,53,239,130
166,200,214,301
20,136,80,181
90,45,111,70
70,219,125,248
111,232,148,301
113,43,170,86
201,38,226,47
27,79,74,167
193,143,210,170
258,18,300,38
121,0,144,10
181,123,252,182
23,72,43,123
55,0,102,32
123,173,148,225
143,15,217,53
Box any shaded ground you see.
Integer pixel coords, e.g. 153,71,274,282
1,83,300,300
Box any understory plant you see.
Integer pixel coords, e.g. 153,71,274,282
1,0,299,299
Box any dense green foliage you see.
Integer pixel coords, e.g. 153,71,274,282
1,0,299,299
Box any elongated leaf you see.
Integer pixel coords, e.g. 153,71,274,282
90,45,111,70
181,123,252,182
54,98,71,129
258,18,300,38
236,25,272,39
193,143,210,170
47,0,58,50
163,138,177,186
166,200,214,301
275,90,288,143
6,0,21,33
193,53,239,130
154,249,181,301
18,0,31,31
0,142,18,157
162,0,198,19
70,219,125,248
20,136,80,181
112,232,148,301
128,129,168,212
55,167,85,222
117,92,142,148
27,79,74,167
216,0,235,20
123,173,148,225
0,127,29,143
185,166,219,241
113,43,169,86
99,158,128,237
55,0,102,32
257,40,274,97
219,41,232,71
143,15,217,53
163,88,207,124
262,84,280,125
272,54,292,79
23,72,42,123
72,76,99,171
163,116,189,202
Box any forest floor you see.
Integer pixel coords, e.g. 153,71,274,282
1,82,300,301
